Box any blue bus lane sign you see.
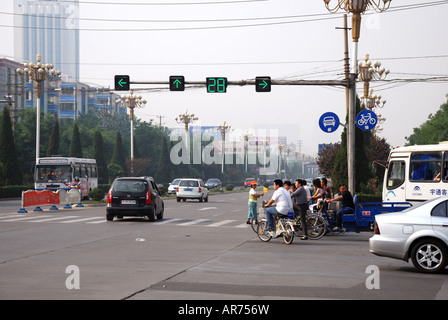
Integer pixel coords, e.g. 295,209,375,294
356,110,377,131
319,112,340,133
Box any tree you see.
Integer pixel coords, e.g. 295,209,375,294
332,97,371,192
69,123,83,158
405,95,448,145
93,130,108,184
110,131,127,174
317,143,341,178
155,136,172,183
0,107,23,185
46,116,59,156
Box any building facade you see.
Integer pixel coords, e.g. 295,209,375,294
14,0,80,82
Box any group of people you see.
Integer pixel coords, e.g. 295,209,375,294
247,177,355,239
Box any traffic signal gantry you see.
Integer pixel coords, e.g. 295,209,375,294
114,75,347,92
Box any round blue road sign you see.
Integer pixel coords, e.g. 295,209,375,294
356,110,377,131
319,112,340,133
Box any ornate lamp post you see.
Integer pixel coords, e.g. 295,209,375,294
358,53,389,105
217,121,232,174
16,54,60,162
116,90,147,163
324,0,391,194
175,111,198,133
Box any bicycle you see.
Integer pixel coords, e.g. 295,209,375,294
251,199,267,233
292,211,326,240
257,214,295,245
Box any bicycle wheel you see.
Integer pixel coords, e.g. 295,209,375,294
306,215,326,240
257,220,272,242
251,215,258,233
293,220,303,237
283,223,294,245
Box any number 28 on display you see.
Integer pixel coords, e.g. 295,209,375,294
206,77,227,93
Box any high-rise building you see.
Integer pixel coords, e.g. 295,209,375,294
13,0,79,82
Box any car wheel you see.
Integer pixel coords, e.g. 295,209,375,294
199,196,203,202
177,197,180,202
204,195,208,202
106,213,114,221
147,210,155,222
410,239,448,273
156,204,164,220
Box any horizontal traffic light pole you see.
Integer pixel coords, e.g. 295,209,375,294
129,79,349,87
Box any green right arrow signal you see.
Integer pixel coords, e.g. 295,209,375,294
255,76,271,92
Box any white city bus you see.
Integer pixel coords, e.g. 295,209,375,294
383,142,448,204
35,157,98,198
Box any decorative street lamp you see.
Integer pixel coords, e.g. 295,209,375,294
116,89,147,163
175,111,198,133
324,0,391,194
358,53,389,103
16,54,60,162
217,121,232,173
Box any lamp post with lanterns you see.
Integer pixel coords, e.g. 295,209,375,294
324,0,391,194
16,54,60,163
116,90,147,167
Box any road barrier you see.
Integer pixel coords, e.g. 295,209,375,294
18,188,82,213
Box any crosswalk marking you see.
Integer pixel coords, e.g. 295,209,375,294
206,219,236,227
59,217,105,223
29,216,79,222
178,219,210,226
156,218,183,225
0,215,52,221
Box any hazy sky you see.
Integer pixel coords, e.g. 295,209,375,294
1,0,448,157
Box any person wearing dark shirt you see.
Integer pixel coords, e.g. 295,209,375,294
326,184,355,230
291,179,309,240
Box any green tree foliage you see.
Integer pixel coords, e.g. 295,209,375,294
155,136,172,183
110,131,127,175
46,116,59,156
68,123,83,158
405,95,448,145
93,130,108,184
0,107,23,185
332,97,372,192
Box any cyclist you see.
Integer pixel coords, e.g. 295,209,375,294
291,179,309,240
264,179,293,233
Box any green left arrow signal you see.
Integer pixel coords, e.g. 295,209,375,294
114,75,130,91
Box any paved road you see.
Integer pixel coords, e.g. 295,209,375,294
0,192,447,300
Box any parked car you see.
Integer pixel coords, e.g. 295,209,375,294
369,196,448,273
168,178,182,195
244,178,256,188
176,178,209,202
205,178,222,190
106,176,164,221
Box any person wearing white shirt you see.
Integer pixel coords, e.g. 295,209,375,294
264,179,293,232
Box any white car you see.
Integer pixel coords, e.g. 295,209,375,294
168,178,182,195
369,196,448,273
176,178,209,202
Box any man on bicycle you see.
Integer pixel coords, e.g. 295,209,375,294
264,179,293,232
291,179,309,240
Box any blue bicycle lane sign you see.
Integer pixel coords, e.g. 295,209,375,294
319,112,340,133
356,110,377,131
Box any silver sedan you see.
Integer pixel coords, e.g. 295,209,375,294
369,196,448,273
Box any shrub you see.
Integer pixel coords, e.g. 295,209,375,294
88,187,105,201
225,184,234,191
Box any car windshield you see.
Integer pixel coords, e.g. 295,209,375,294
171,179,181,185
114,180,147,192
207,179,219,183
179,180,199,187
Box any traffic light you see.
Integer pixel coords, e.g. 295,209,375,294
206,77,227,93
114,75,130,91
170,76,185,91
255,76,271,92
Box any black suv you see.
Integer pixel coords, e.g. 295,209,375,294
106,176,164,221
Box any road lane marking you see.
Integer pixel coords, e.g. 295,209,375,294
157,218,184,224
1,215,52,221
198,207,217,211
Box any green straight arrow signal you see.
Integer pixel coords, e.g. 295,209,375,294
173,79,182,88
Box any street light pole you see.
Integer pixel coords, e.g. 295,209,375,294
217,121,231,174
16,54,60,163
116,90,147,175
324,0,391,194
